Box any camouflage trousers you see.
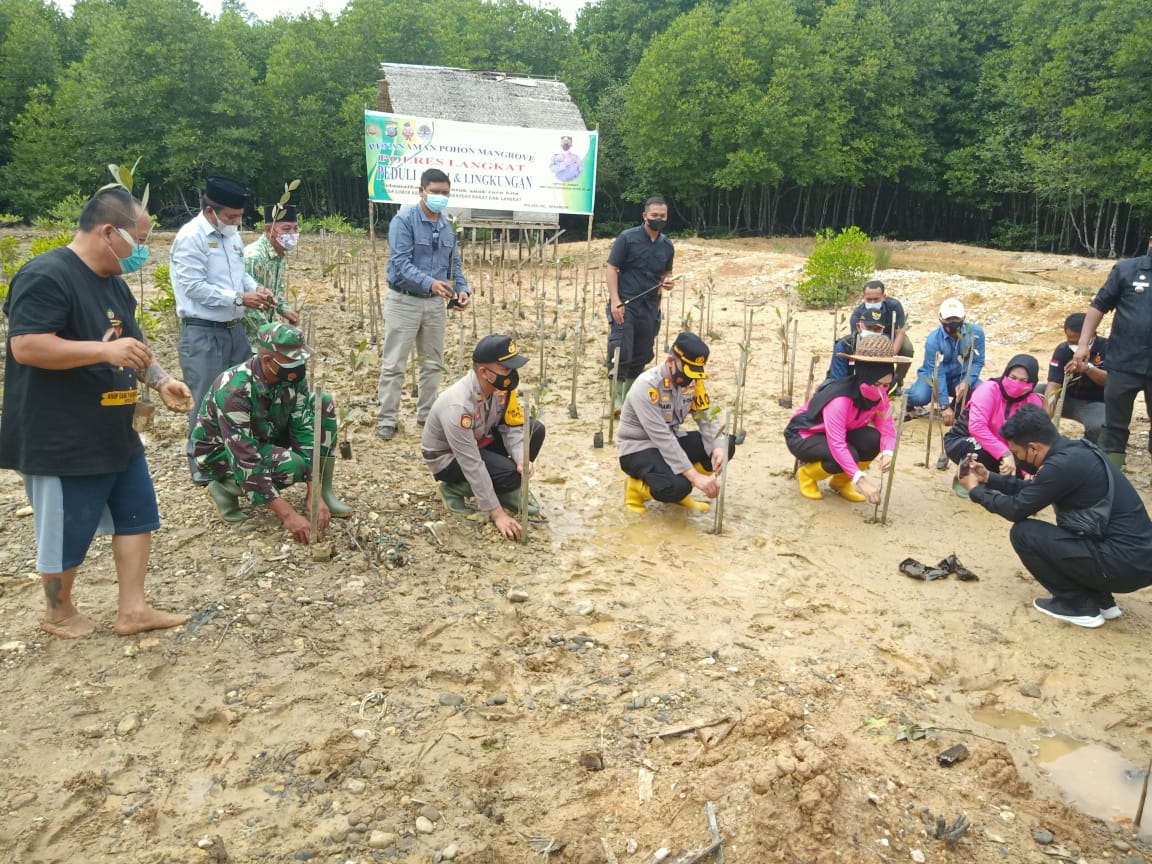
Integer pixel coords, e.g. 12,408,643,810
200,393,338,494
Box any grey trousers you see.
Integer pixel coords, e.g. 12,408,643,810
377,290,447,430
179,322,252,481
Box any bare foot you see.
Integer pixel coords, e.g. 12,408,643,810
41,613,98,639
113,607,189,636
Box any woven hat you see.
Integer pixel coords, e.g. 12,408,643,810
837,333,912,364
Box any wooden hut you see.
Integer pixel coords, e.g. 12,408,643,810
376,63,589,231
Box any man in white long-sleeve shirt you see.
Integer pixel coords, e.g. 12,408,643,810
170,175,274,483
420,335,545,541
617,332,733,513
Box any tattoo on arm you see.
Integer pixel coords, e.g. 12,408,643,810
143,361,172,390
44,576,63,609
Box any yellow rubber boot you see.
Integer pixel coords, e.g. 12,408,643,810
829,460,871,502
693,462,713,475
797,462,831,499
625,476,653,513
677,495,711,512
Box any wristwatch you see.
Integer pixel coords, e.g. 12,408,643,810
234,291,244,306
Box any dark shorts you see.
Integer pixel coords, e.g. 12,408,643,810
22,453,159,573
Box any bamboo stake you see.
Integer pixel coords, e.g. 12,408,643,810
790,353,820,478
519,404,534,545
1051,370,1070,433
1135,757,1151,828
308,380,323,543
925,352,941,467
604,346,620,446
878,393,908,525
569,292,585,419
711,411,732,535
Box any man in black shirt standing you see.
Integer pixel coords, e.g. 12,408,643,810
0,188,191,638
606,196,675,413
1043,312,1107,442
1073,251,1152,466
847,280,914,388
957,405,1152,628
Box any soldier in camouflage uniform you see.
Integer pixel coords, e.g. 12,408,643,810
191,322,351,542
616,332,734,513
242,204,301,345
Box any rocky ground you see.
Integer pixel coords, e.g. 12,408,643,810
1,232,1150,864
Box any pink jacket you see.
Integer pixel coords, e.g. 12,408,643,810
967,380,1043,460
795,393,896,476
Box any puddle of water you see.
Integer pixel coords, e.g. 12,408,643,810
1035,739,1150,837
970,707,1043,730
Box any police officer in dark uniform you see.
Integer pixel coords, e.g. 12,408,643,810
1074,251,1152,466
606,196,675,413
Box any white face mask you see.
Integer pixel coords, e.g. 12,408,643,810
278,232,299,252
217,223,239,238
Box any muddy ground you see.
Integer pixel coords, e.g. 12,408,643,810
1,232,1150,864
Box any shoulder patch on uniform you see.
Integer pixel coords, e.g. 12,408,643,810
648,387,659,403
461,414,473,429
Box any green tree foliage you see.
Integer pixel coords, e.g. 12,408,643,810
797,226,874,308
0,0,1150,253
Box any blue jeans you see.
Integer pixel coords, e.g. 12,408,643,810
906,368,962,408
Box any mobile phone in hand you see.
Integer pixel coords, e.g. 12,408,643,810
958,454,974,478
446,295,461,310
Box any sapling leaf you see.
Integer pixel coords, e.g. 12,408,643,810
288,179,301,191
107,163,121,185
118,165,132,191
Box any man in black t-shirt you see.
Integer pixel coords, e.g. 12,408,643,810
606,196,675,413
1042,312,1108,443
0,188,191,639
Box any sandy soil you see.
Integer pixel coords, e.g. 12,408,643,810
1,233,1150,864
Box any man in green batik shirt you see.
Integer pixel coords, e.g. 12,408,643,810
191,322,350,543
242,204,301,345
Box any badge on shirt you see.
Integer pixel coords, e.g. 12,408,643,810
461,414,473,429
208,241,219,248
648,387,659,403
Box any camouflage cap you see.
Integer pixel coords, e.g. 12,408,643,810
256,322,314,361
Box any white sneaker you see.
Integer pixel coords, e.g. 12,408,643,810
1099,605,1122,620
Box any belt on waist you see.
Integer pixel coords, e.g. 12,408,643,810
388,282,434,298
183,317,241,328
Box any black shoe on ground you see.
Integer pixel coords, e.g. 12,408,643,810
1032,597,1105,628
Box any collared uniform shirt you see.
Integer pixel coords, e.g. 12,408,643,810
386,204,469,297
1089,255,1152,376
191,357,328,505
242,235,288,338
421,370,524,511
1048,337,1108,402
170,212,259,321
849,297,906,336
607,224,674,305
915,322,986,407
616,364,724,474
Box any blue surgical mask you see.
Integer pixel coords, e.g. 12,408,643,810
425,193,449,213
114,229,148,274
864,301,883,310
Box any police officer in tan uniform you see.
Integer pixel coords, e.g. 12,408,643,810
421,334,545,540
616,332,733,512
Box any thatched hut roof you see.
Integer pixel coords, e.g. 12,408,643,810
377,63,586,130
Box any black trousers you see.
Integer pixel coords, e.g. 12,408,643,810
1010,519,1152,612
784,426,881,475
619,431,737,503
607,300,661,381
434,420,546,494
1099,368,1152,456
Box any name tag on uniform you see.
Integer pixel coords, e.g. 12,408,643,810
101,389,138,406
207,241,219,248
1135,279,1148,293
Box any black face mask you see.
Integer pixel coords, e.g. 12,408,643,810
270,357,306,384
646,218,667,233
1016,447,1039,475
487,367,518,391
671,369,691,388
943,321,963,337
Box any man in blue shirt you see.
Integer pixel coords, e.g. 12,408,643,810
376,169,470,440
907,297,985,426
171,175,275,483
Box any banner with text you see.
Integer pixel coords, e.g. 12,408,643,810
364,111,597,215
